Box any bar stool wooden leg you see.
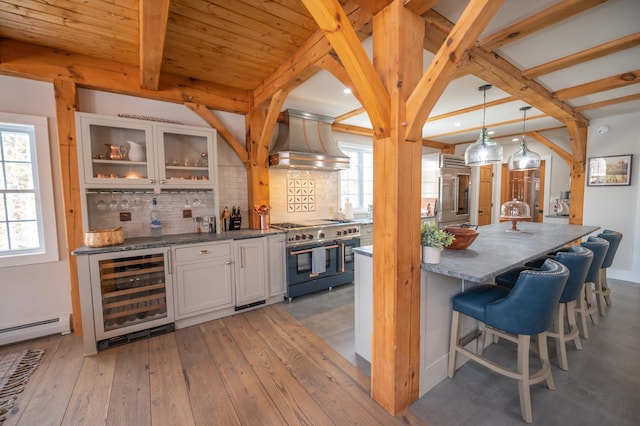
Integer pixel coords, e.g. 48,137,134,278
601,269,613,306
553,304,569,371
517,334,532,423
537,332,555,391
595,271,607,316
575,286,590,339
585,282,599,324
566,301,582,351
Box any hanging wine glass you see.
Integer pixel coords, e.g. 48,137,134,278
96,192,107,210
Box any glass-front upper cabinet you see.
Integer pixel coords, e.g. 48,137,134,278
155,125,217,187
77,113,155,187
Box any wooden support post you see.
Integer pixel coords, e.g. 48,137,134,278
53,79,83,334
370,2,424,414
246,108,270,230
567,121,588,225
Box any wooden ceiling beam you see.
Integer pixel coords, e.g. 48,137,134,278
332,122,374,136
421,10,589,127
574,92,640,111
527,131,573,166
554,69,640,100
523,32,640,78
314,53,361,101
256,89,288,166
478,0,608,51
301,0,390,138
403,0,441,16
0,39,251,114
252,1,374,107
421,139,452,150
451,125,565,145
427,96,516,122
427,114,546,139
405,0,504,141
184,102,249,165
334,107,366,122
139,0,170,90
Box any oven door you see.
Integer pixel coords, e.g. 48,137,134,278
286,241,340,286
340,237,360,274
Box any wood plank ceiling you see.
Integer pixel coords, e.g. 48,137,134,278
1,0,638,146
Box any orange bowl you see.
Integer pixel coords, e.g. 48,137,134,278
444,227,479,250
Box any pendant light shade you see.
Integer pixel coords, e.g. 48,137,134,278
465,85,503,166
507,106,541,171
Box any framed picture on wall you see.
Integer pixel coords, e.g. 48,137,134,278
587,154,633,186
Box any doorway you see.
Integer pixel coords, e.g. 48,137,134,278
477,165,493,226
500,161,546,223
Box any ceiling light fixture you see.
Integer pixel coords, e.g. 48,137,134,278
464,84,503,166
343,88,352,94
507,106,541,171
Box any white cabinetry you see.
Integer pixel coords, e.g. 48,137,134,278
234,238,267,308
359,224,373,246
267,234,286,298
76,112,218,190
173,241,234,319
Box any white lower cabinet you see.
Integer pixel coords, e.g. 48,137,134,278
360,224,373,246
173,241,234,319
234,238,268,308
267,235,286,298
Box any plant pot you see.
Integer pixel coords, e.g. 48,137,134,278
422,246,441,264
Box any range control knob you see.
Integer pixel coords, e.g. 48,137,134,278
319,232,325,239
336,230,343,236
308,234,314,240
295,234,301,240
301,234,307,240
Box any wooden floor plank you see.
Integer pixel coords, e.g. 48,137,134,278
61,347,117,425
106,339,151,426
223,312,335,425
1,335,63,426
174,325,212,370
245,307,404,425
184,359,241,426
16,334,85,426
199,319,286,426
148,334,195,426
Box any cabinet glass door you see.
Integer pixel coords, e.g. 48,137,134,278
79,114,154,187
156,126,215,187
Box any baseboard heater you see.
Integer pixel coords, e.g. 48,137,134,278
97,323,175,351
0,314,72,346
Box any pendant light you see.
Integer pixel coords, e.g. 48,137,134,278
464,84,503,166
507,106,541,171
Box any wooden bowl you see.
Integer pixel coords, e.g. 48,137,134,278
84,227,124,247
444,227,479,250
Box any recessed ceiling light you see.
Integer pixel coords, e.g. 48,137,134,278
343,88,352,94
512,137,519,142
488,130,495,135
454,122,462,127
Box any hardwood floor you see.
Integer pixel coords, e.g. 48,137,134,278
0,304,425,425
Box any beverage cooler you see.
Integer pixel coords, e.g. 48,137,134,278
88,247,174,350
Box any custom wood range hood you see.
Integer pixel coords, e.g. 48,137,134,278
269,110,350,171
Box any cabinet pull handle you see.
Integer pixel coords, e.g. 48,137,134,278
160,179,166,184
166,249,172,275
225,259,232,265
148,179,156,184
241,248,245,268
199,249,209,255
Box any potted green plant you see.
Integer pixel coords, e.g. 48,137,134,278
420,222,454,264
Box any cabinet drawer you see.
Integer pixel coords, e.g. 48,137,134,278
175,242,231,264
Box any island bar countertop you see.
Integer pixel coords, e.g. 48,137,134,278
420,222,599,283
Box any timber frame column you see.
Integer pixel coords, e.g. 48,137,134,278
246,107,270,229
566,120,588,225
53,79,84,334
370,2,424,413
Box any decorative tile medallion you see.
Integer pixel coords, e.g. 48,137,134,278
287,179,315,212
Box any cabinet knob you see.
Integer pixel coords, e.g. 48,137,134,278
160,179,167,184
148,179,156,184
225,259,232,265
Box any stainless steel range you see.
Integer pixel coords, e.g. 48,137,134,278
271,220,360,301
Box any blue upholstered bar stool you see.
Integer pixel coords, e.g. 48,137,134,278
575,237,609,338
595,230,623,315
495,246,593,370
447,259,569,423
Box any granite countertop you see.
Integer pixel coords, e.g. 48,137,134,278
72,228,284,255
354,222,599,283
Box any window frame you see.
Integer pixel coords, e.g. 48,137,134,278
339,142,373,212
0,112,59,267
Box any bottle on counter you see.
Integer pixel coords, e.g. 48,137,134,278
150,197,162,237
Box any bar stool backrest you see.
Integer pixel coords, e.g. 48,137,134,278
581,236,609,283
485,259,569,336
555,245,593,303
597,230,623,269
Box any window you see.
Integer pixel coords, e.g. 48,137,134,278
339,143,373,211
0,112,58,267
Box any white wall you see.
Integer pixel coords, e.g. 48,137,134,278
0,76,72,329
583,112,640,283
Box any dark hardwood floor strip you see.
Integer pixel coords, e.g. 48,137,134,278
174,324,212,370
148,333,196,425
199,319,286,425
106,339,152,426
222,311,335,425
